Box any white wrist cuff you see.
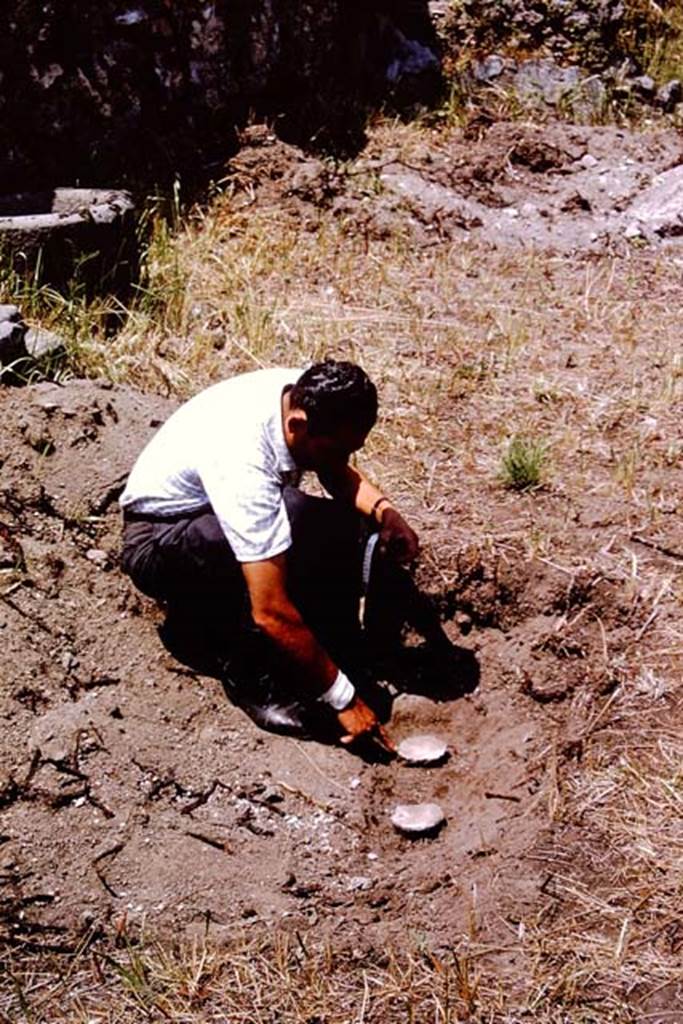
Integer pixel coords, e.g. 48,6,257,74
319,670,356,711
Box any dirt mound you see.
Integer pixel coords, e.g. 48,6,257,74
226,120,683,253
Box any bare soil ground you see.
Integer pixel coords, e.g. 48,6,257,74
0,118,682,1021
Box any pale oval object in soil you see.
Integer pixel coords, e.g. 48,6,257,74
397,734,448,764
391,802,445,835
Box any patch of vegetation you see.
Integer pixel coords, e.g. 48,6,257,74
499,435,548,491
442,0,683,75
619,0,683,81
0,924,655,1022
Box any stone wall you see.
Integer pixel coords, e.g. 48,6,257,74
440,0,679,73
0,1,438,192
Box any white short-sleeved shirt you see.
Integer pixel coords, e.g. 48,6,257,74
120,368,302,562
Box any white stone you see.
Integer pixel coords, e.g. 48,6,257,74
624,165,683,236
397,734,448,765
391,802,445,835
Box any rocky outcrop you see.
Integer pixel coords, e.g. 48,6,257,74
438,0,682,118
0,304,65,376
0,2,438,192
441,0,661,69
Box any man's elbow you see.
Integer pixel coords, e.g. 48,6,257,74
251,604,296,637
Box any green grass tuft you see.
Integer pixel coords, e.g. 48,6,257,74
499,435,548,491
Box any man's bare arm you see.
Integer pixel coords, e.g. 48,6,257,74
241,555,394,749
318,462,383,516
319,464,419,562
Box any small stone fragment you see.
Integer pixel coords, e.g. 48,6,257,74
348,875,372,891
397,734,448,765
391,802,445,836
0,305,20,323
24,327,66,360
86,548,109,568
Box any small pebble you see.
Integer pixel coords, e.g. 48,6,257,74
397,734,448,765
391,802,446,837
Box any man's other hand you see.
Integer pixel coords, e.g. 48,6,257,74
378,507,419,563
338,695,395,752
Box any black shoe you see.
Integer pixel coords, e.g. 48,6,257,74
235,696,309,736
221,662,311,737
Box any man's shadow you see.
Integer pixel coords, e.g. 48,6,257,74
376,641,480,703
156,564,480,763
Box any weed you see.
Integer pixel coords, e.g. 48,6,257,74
533,379,561,404
619,0,683,81
499,435,548,491
428,73,473,128
615,445,641,494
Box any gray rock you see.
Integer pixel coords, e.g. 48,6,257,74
632,74,655,99
0,319,27,367
473,54,507,83
656,79,682,112
0,304,20,323
24,327,66,360
623,165,683,237
514,59,581,106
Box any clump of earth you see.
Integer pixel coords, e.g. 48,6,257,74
245,120,683,253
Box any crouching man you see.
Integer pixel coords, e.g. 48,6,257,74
120,360,452,749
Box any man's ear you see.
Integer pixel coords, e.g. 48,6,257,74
286,408,308,436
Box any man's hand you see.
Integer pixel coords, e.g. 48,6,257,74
378,507,419,563
338,695,396,752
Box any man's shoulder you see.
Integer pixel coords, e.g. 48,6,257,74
199,366,301,399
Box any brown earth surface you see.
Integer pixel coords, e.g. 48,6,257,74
1,118,682,1019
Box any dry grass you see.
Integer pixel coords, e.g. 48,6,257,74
0,921,661,1022
0,933,491,1023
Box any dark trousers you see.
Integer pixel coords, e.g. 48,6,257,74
121,488,373,694
120,490,474,710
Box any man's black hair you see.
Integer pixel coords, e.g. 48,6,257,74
289,359,378,437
